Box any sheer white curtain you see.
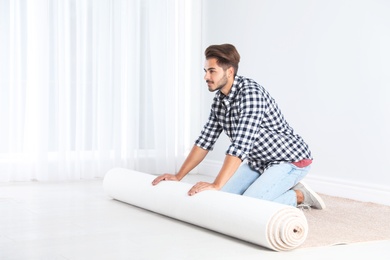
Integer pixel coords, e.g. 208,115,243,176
0,0,202,181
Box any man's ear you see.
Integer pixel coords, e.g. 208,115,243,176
228,66,234,78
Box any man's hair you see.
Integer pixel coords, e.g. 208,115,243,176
205,44,240,76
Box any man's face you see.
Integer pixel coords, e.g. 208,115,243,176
204,58,229,93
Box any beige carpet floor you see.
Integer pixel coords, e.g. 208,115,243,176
302,194,390,248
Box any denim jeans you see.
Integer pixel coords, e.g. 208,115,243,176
221,162,310,206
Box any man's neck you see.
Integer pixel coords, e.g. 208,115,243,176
220,78,234,96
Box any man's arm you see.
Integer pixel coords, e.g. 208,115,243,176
152,145,209,185
187,154,242,195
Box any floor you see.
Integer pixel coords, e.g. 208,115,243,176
1,174,389,260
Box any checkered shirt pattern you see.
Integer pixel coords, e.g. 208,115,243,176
195,76,312,173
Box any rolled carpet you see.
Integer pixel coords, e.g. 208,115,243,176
103,168,308,251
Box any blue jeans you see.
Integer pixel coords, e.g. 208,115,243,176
221,163,310,206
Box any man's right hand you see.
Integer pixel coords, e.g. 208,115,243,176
151,174,179,186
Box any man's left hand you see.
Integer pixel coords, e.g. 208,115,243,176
188,182,219,196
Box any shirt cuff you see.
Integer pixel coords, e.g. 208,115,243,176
226,145,247,161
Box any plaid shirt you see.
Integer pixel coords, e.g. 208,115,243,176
195,76,312,173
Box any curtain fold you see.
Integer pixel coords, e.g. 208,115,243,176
0,0,202,181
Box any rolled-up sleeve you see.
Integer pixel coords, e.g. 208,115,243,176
195,107,222,151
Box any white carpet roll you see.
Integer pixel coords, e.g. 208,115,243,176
103,168,308,251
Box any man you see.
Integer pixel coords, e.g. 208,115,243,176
152,44,325,209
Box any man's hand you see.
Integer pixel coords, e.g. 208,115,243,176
188,182,219,196
152,173,179,185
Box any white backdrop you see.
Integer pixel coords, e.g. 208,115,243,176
0,0,202,181
200,0,390,204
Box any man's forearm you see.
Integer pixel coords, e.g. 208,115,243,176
213,154,242,189
176,145,209,180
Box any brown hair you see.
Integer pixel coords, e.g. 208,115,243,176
205,44,240,76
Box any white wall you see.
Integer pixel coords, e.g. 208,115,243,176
198,0,390,205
